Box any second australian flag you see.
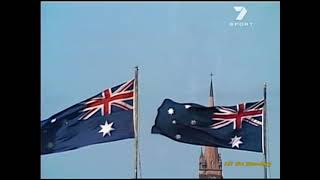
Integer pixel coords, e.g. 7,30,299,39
151,99,264,152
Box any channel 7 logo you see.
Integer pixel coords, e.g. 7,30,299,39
234,6,247,21
229,6,253,27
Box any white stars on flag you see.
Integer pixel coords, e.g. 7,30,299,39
175,134,181,139
168,108,175,115
99,120,115,137
229,135,243,148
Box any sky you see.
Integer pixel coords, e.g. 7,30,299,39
41,2,280,178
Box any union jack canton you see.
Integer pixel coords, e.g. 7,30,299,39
211,100,265,130
80,79,135,120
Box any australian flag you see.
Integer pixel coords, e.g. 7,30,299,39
151,99,264,152
41,79,135,155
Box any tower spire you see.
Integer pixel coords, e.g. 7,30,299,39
199,73,223,179
210,73,213,98
208,73,214,107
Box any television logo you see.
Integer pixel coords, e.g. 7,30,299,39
234,6,247,21
229,6,253,27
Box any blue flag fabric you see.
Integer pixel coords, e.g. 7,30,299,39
41,79,135,155
151,99,264,152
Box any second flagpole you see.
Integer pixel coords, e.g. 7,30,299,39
263,83,268,179
134,66,139,179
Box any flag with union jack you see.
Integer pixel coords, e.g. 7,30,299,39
41,79,135,155
151,99,264,152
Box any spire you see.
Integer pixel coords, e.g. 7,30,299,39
200,147,203,157
199,72,223,179
208,73,214,107
210,73,214,97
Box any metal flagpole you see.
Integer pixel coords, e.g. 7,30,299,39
263,83,268,179
134,66,139,179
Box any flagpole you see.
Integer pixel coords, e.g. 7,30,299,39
134,66,139,179
263,83,268,179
